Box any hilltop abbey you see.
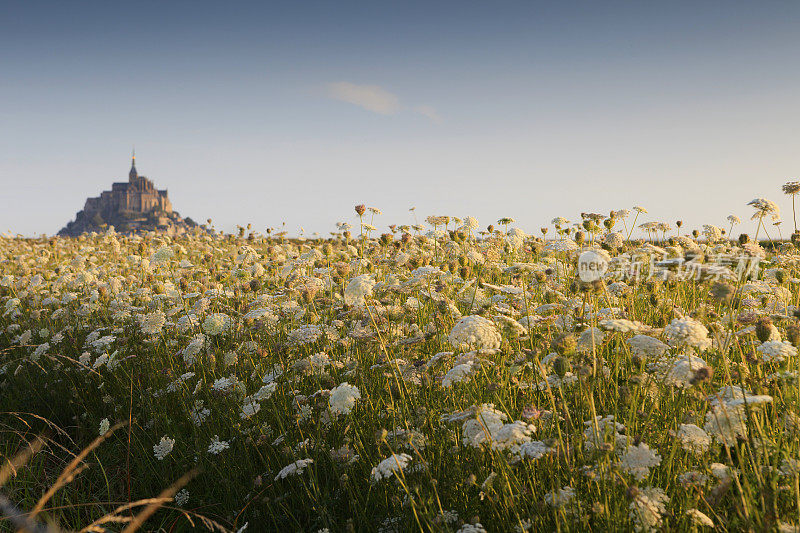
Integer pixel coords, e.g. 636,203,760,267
87,154,173,215
59,154,197,236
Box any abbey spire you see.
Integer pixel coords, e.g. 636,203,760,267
129,148,138,181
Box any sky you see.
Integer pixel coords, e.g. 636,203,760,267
1,1,799,238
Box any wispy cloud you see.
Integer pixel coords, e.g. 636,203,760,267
325,82,441,122
413,105,442,124
325,82,400,115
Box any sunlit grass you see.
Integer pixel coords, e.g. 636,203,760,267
2,204,800,531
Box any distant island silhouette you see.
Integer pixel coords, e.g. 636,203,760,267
59,153,199,236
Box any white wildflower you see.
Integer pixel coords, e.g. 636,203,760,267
677,424,711,454
329,382,361,415
153,436,175,460
203,313,232,336
448,315,502,351
371,453,412,482
629,486,668,532
758,340,797,363
344,275,375,307
275,458,314,480
664,317,711,351
620,442,661,481
207,435,230,454
174,489,189,506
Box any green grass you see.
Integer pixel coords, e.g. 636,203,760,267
1,223,799,532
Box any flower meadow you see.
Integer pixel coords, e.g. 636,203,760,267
4,198,800,532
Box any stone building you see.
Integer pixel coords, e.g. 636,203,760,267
83,155,172,217
59,154,197,236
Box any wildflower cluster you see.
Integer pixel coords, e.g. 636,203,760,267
2,202,800,532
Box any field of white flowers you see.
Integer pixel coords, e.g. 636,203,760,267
3,197,800,532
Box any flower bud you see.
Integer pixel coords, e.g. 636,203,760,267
755,317,773,343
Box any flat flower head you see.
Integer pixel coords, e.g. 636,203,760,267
758,340,797,363
371,453,412,482
663,317,711,351
448,315,501,351
329,382,361,415
344,274,375,307
620,442,661,481
153,436,175,460
202,313,232,336
275,458,314,481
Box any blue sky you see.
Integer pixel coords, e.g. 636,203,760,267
2,1,799,237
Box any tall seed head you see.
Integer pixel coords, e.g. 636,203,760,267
786,322,800,347
755,317,773,343
552,356,572,378
551,333,577,356
710,281,734,302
